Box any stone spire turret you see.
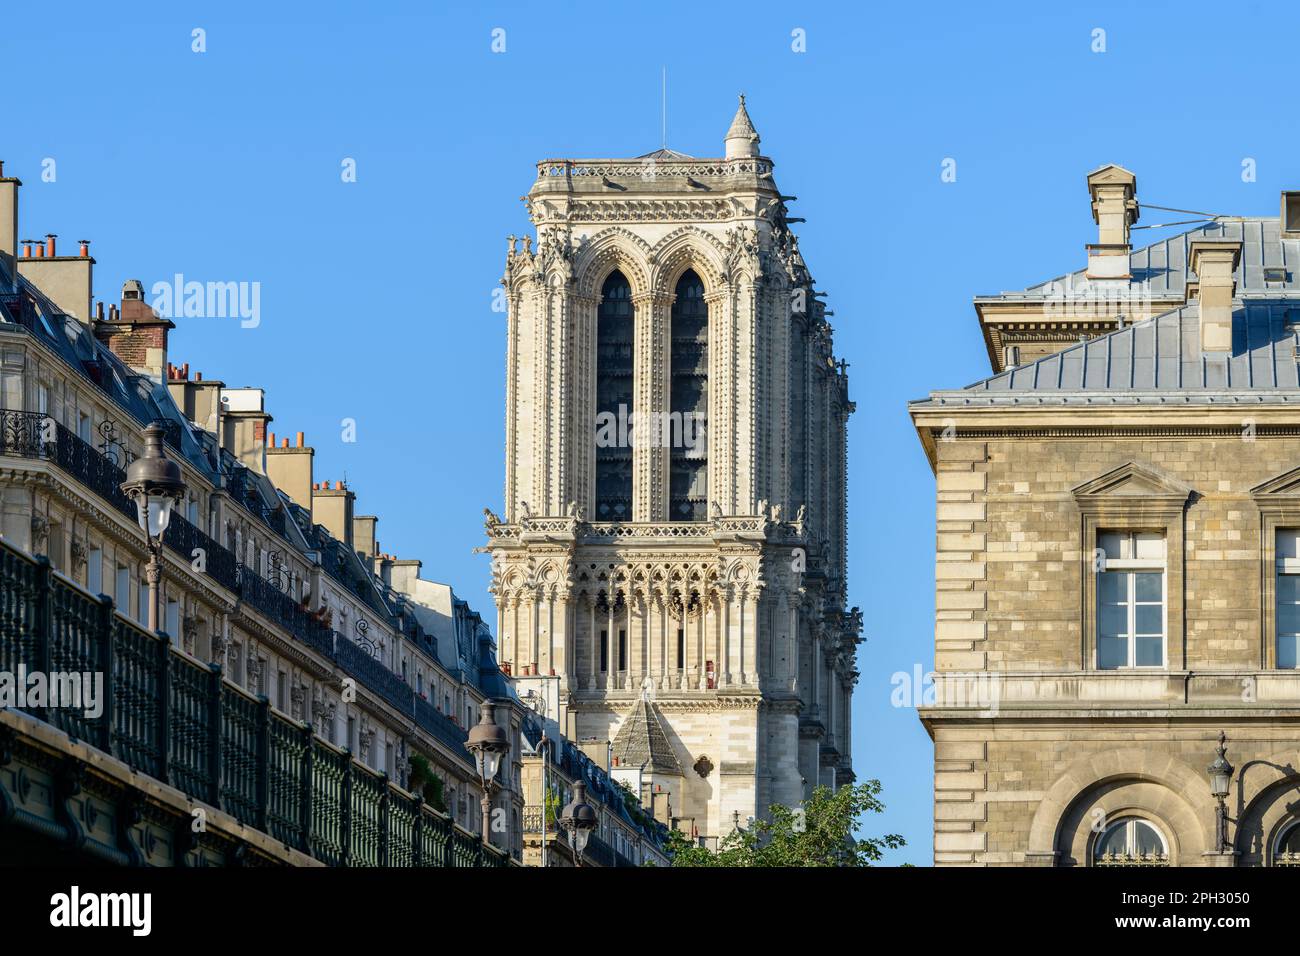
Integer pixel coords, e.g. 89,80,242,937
724,94,761,159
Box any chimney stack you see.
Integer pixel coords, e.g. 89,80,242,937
217,387,271,475
266,430,315,509
0,163,18,291
1085,165,1139,282
1188,239,1242,353
93,279,173,379
312,480,355,549
353,514,379,561
167,369,225,437
17,228,96,322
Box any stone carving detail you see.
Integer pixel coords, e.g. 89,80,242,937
210,628,227,665
30,514,49,549
70,538,88,572
693,755,714,779
359,723,374,762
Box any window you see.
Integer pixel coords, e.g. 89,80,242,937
1276,530,1300,669
1096,531,1165,668
138,581,150,627
676,627,685,669
669,270,708,521
77,412,91,443
618,628,627,671
46,521,63,571
600,628,609,672
595,271,633,520
1284,191,1300,238
86,547,102,595
0,368,21,409
1093,819,1169,866
1275,822,1300,866
165,598,180,645
115,564,130,613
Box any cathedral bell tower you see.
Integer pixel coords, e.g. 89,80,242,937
484,97,859,841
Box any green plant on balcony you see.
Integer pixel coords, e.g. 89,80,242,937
407,754,448,813
544,785,561,829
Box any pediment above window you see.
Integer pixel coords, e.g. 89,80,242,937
1250,466,1300,515
1072,462,1192,516
1251,466,1300,501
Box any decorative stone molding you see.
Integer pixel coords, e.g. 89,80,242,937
1072,461,1192,671
1026,748,1214,866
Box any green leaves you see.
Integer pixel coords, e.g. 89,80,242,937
666,781,904,867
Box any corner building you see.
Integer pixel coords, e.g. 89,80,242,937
912,166,1300,867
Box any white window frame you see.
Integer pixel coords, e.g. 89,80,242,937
1096,530,1167,670
1275,529,1300,669
1095,818,1169,862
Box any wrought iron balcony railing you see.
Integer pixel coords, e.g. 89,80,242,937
0,538,507,867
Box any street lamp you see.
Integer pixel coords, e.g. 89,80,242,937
466,699,510,847
559,780,598,867
1207,730,1235,853
120,423,186,634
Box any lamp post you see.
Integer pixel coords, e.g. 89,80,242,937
1207,730,1235,853
559,780,598,867
119,424,186,634
466,699,510,848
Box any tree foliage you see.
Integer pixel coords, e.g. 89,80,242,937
665,781,905,867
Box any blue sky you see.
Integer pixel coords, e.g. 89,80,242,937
7,0,1299,865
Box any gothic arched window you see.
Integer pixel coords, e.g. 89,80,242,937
595,271,633,520
1093,818,1169,866
669,270,708,521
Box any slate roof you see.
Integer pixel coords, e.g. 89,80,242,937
989,218,1300,301
612,698,683,774
916,301,1300,407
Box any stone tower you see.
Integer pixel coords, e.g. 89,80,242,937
484,97,859,842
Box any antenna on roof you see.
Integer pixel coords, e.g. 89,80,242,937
661,66,667,150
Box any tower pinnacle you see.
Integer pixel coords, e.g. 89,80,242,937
724,93,761,159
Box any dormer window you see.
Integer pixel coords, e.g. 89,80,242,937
1284,191,1300,239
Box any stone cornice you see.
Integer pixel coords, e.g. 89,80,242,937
572,692,763,711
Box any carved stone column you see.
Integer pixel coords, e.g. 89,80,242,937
632,291,671,521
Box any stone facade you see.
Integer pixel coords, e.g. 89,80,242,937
486,99,859,842
912,164,1300,867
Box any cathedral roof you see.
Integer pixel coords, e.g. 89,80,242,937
637,147,695,161
612,696,683,775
